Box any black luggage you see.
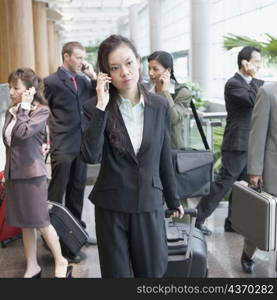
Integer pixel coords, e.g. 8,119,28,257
164,208,208,278
48,201,89,257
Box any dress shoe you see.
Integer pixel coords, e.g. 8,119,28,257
241,251,255,274
196,223,212,236
224,218,236,232
55,265,73,278
31,270,42,278
86,237,97,246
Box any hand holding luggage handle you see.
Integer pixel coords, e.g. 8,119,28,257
165,208,197,260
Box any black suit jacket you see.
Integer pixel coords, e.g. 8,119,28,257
44,67,95,154
81,90,180,213
221,73,264,151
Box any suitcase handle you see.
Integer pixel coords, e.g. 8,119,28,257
165,208,198,218
165,208,197,260
248,180,263,193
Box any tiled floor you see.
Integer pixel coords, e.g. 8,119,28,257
1,187,276,278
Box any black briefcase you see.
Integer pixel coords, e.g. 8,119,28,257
48,201,89,257
172,101,213,199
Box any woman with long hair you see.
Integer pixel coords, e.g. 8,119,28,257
2,68,72,278
148,51,192,149
81,35,184,278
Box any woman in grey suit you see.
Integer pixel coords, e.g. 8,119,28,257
81,35,184,278
2,68,71,278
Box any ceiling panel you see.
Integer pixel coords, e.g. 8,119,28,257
45,0,147,46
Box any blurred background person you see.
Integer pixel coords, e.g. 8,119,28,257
44,41,97,263
195,46,264,235
148,51,192,224
2,68,71,278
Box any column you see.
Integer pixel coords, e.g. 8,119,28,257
190,0,211,98
129,4,140,49
0,0,35,82
47,20,56,74
33,1,49,77
54,30,62,68
9,0,35,70
0,0,11,83
148,0,162,52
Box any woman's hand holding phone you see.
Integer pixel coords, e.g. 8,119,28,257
158,70,170,92
22,87,36,104
96,72,111,111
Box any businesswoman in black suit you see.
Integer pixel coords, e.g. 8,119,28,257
81,35,184,278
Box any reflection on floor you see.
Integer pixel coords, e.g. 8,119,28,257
0,186,276,278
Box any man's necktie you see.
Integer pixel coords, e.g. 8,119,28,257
70,75,78,91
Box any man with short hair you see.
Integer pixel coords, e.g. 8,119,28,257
195,46,264,235
44,42,97,262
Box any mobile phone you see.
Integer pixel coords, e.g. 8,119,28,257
104,82,109,93
81,64,88,72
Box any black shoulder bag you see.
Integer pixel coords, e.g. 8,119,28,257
171,100,214,199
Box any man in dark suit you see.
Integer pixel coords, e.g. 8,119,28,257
44,42,97,258
195,46,264,236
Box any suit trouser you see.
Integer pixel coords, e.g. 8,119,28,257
95,206,168,278
243,238,257,259
196,151,248,224
48,152,87,222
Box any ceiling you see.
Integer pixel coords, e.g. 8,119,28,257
42,0,147,46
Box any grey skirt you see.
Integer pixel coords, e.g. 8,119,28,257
5,176,50,228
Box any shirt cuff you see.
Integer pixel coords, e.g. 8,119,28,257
21,102,31,110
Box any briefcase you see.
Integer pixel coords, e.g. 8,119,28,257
171,100,213,199
232,181,277,251
48,201,89,257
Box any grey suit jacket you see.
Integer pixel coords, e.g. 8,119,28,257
247,82,277,196
2,104,49,180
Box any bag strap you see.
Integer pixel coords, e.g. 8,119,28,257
190,100,210,150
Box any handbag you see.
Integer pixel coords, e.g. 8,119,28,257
172,100,214,199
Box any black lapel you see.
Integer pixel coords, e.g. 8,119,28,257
57,67,78,96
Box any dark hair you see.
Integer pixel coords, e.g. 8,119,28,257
148,51,178,83
97,34,142,152
62,41,85,62
8,67,47,106
237,46,261,69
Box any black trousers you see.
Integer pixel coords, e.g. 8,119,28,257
48,153,87,222
196,151,248,224
95,206,168,278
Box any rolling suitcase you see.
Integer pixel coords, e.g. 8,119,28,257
232,180,277,251
0,171,22,248
164,208,208,278
48,201,89,257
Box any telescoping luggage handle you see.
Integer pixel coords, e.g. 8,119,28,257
165,208,197,260
190,100,210,151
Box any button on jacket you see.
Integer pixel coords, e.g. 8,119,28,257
81,89,180,213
